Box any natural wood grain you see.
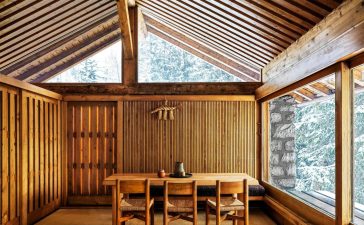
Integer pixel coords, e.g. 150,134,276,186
66,102,117,203
257,0,364,99
335,62,353,225
36,83,262,96
117,0,134,59
103,173,259,186
122,100,256,176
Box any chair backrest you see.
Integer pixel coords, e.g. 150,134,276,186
118,179,150,194
164,181,196,196
218,179,248,195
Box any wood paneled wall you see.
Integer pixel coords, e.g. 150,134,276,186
0,85,20,225
21,91,61,224
66,102,117,205
0,78,62,225
123,100,256,176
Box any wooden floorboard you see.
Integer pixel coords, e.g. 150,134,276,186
35,208,276,225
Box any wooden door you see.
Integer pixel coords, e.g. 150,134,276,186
67,102,117,205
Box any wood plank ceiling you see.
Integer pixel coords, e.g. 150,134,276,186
0,0,342,83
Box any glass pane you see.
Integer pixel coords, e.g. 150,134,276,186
353,64,364,223
138,33,242,82
46,41,122,83
267,74,336,215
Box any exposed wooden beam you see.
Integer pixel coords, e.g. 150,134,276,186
309,83,331,96
353,69,364,86
175,0,280,56
294,90,312,101
256,0,364,100
35,83,262,95
0,0,115,53
137,8,147,41
143,12,262,72
13,21,120,82
290,92,304,103
139,2,267,68
145,16,260,81
122,7,138,85
117,0,134,59
0,5,117,69
0,14,118,76
155,0,274,63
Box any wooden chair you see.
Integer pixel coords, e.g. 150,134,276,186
116,179,154,225
205,179,249,225
163,181,198,225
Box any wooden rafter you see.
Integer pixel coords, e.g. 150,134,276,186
0,0,118,70
144,16,260,81
31,32,121,83
1,13,118,76
12,19,120,82
139,1,267,68
117,0,134,59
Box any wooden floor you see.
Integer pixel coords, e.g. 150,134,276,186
35,208,276,225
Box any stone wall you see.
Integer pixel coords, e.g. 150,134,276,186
269,95,296,190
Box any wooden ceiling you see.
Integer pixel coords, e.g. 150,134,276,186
0,0,343,83
0,0,120,82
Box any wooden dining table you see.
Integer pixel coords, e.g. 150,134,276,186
103,173,259,225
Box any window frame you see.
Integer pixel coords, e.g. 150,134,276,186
258,60,358,224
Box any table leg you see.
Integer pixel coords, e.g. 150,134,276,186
112,186,117,225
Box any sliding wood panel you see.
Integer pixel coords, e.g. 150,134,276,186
123,100,256,176
21,91,61,224
0,85,20,225
67,102,117,205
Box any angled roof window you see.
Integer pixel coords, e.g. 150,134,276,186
46,41,122,83
138,33,243,83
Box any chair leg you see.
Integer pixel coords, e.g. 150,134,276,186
205,204,210,225
163,210,168,225
193,209,198,225
216,210,221,225
121,212,125,225
233,211,238,225
151,207,155,225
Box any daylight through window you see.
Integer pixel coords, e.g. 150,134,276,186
353,64,364,223
46,41,122,83
138,33,242,83
265,74,337,215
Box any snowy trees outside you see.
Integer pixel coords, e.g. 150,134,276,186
47,41,122,83
291,92,364,205
138,33,242,82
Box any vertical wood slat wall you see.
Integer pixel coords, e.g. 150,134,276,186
123,100,256,176
22,91,61,225
0,83,62,225
66,102,117,205
0,85,20,225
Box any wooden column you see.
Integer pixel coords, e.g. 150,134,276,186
20,90,28,225
122,7,138,85
61,102,68,206
116,101,123,173
335,62,353,225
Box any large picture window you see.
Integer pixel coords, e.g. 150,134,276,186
353,64,364,223
264,74,336,215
